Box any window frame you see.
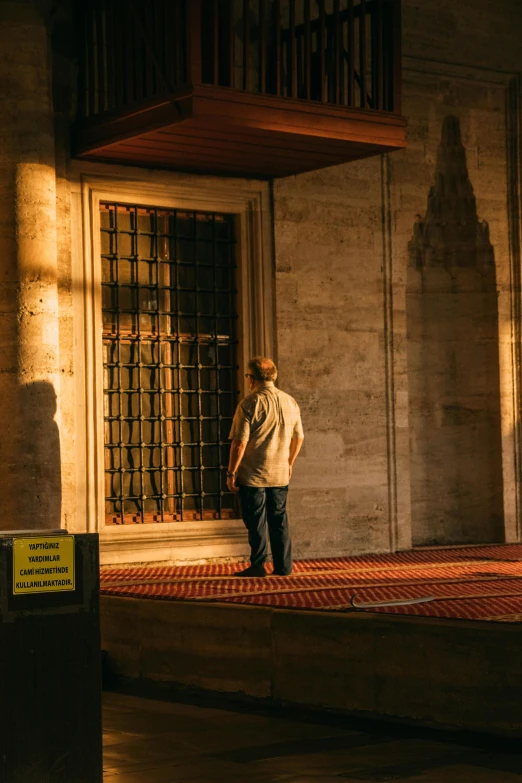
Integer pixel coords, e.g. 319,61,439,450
73,164,273,562
101,203,241,525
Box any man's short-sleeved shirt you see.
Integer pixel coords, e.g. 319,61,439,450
229,382,304,487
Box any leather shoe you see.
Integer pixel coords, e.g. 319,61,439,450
272,570,292,576
234,565,267,577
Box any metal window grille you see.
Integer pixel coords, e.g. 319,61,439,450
101,202,240,524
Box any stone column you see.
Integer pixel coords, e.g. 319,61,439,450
0,0,61,530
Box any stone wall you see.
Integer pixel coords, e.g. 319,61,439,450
407,116,504,545
397,55,520,545
273,0,522,555
273,157,410,557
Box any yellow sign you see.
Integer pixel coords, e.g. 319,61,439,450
13,536,75,595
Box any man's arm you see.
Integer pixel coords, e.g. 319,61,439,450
227,439,247,494
288,436,304,480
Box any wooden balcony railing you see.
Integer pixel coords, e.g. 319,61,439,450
199,0,400,112
78,0,187,119
78,0,401,121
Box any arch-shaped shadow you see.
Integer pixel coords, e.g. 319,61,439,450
407,116,504,545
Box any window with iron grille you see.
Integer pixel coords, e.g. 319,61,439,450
100,202,239,525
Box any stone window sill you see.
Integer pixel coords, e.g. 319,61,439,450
99,518,247,566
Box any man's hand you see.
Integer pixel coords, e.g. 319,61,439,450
227,474,239,494
227,440,246,494
288,437,304,483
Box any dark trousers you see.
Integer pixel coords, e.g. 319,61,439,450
238,485,292,574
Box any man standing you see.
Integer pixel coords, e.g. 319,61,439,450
227,357,304,577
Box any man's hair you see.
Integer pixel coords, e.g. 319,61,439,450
248,356,278,383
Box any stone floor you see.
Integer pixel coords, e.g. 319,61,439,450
103,692,522,783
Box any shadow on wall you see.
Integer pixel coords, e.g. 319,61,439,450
407,115,504,546
16,381,61,531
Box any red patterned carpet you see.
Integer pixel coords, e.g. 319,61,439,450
100,543,522,623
